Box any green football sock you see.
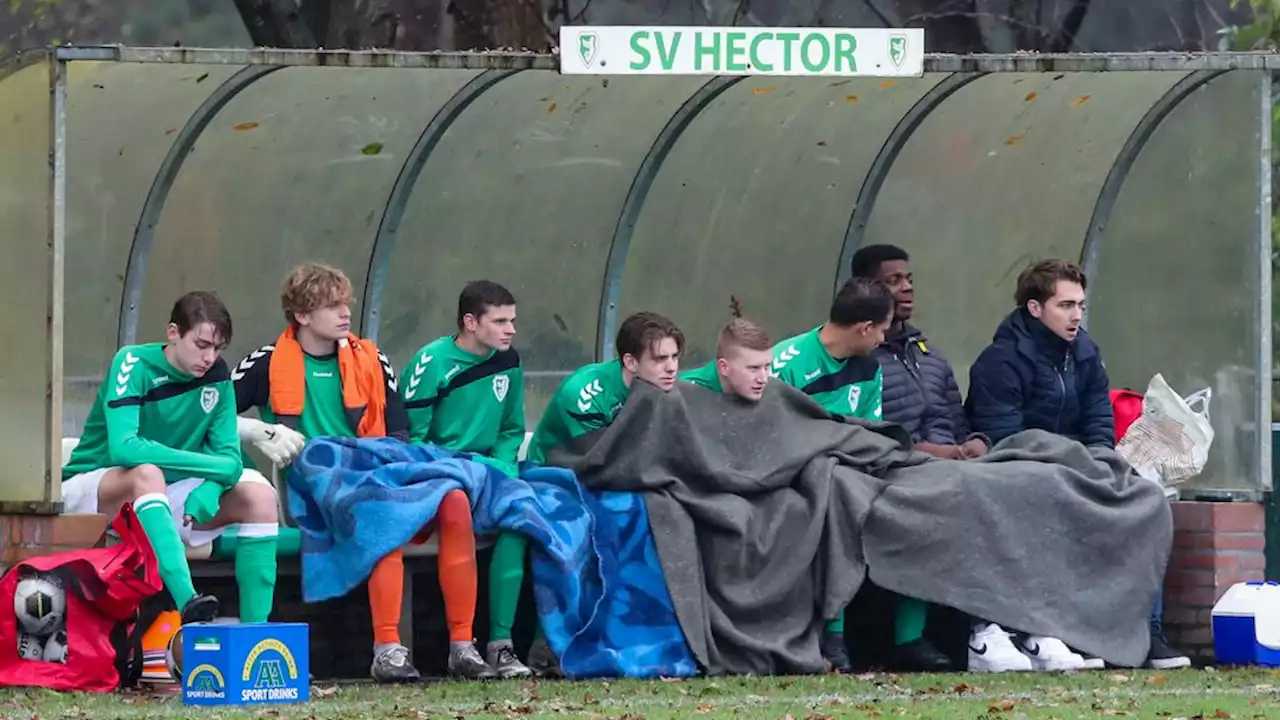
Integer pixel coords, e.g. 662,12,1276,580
134,492,196,610
213,525,300,558
488,532,527,642
894,596,928,645
825,614,845,634
234,523,278,623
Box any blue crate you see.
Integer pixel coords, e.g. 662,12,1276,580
181,622,309,706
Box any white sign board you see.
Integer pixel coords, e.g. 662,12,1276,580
559,26,924,77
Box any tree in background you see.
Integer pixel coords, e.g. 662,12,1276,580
1,0,1256,56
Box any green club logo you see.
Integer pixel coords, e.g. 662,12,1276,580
578,31,600,67
889,33,907,68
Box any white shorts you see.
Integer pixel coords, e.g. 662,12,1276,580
61,467,273,548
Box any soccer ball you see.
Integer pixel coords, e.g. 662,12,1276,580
42,630,67,663
16,632,44,660
14,573,66,636
165,625,185,683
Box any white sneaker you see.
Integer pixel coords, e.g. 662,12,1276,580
1012,634,1086,671
968,624,1033,672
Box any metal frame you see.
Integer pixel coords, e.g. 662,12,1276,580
360,69,521,340
1078,70,1225,298
596,77,743,361
18,45,1273,499
118,65,284,346
48,45,1280,72
37,55,68,514
1256,72,1273,495
834,72,984,292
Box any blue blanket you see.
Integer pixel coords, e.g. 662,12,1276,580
288,437,696,678
531,484,697,679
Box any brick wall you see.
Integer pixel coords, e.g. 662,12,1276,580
1163,501,1267,662
0,513,107,569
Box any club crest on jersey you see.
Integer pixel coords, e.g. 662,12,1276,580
848,385,861,410
493,375,509,402
201,386,219,414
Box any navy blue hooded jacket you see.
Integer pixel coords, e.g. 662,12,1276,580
875,322,970,444
965,308,1115,449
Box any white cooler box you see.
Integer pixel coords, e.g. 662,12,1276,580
1212,581,1280,666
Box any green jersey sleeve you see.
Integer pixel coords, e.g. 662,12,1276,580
200,377,244,486
105,349,241,483
401,349,443,444
490,366,526,469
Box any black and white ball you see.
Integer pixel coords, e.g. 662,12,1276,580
14,573,66,636
42,630,67,663
16,632,44,660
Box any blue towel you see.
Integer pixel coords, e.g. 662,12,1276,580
287,437,591,604
533,484,697,679
288,436,696,678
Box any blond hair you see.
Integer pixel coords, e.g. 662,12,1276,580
281,263,352,325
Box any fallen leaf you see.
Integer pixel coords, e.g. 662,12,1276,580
879,80,898,89
583,694,599,705
855,672,878,681
816,140,827,146
361,142,384,156
1003,133,1027,147
659,676,682,683
1071,94,1092,107
1148,674,1169,686
233,121,260,131
752,86,777,95
954,683,971,694
1024,91,1037,102
1110,673,1131,683
1215,711,1231,719
697,704,715,713
845,94,859,103
547,101,558,113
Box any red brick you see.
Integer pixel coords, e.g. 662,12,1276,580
1,516,20,545
49,514,106,548
1213,569,1265,589
1163,607,1200,625
1172,502,1215,532
1212,533,1267,552
1165,568,1214,589
1171,627,1214,646
1211,503,1265,533
1170,587,1220,607
22,517,44,545
1174,532,1215,550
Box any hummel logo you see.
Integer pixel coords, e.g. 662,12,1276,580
576,379,604,413
405,354,432,400
115,351,139,396
804,369,821,381
969,643,988,655
444,365,461,381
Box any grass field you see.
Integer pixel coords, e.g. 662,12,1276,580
4,668,1280,719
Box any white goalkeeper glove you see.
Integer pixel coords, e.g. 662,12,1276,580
236,416,306,468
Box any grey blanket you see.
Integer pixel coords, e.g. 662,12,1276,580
546,380,1172,676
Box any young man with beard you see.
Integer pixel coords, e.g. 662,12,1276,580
232,263,491,683
850,245,1033,673
61,291,279,628
966,259,1189,671
679,317,773,401
770,277,953,674
399,280,533,679
527,311,683,466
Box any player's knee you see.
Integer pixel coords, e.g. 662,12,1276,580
235,470,278,523
437,489,472,526
125,464,166,498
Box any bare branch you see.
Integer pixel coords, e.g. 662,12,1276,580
901,10,1052,33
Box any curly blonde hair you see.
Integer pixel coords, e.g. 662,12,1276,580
281,263,352,325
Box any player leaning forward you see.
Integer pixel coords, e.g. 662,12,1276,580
61,291,280,626
232,263,492,683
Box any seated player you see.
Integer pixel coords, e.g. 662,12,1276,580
61,291,279,627
400,280,535,679
230,263,491,683
770,277,953,674
527,311,683,466
679,316,773,401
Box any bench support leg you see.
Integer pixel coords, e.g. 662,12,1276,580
399,569,414,658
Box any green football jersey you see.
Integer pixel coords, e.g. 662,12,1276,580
527,360,629,466
400,336,525,475
232,341,409,440
63,344,242,486
679,361,723,394
770,327,883,420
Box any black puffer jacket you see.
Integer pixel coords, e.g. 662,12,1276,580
874,322,970,444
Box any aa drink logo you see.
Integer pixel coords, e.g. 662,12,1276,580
240,639,301,702
185,664,226,700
